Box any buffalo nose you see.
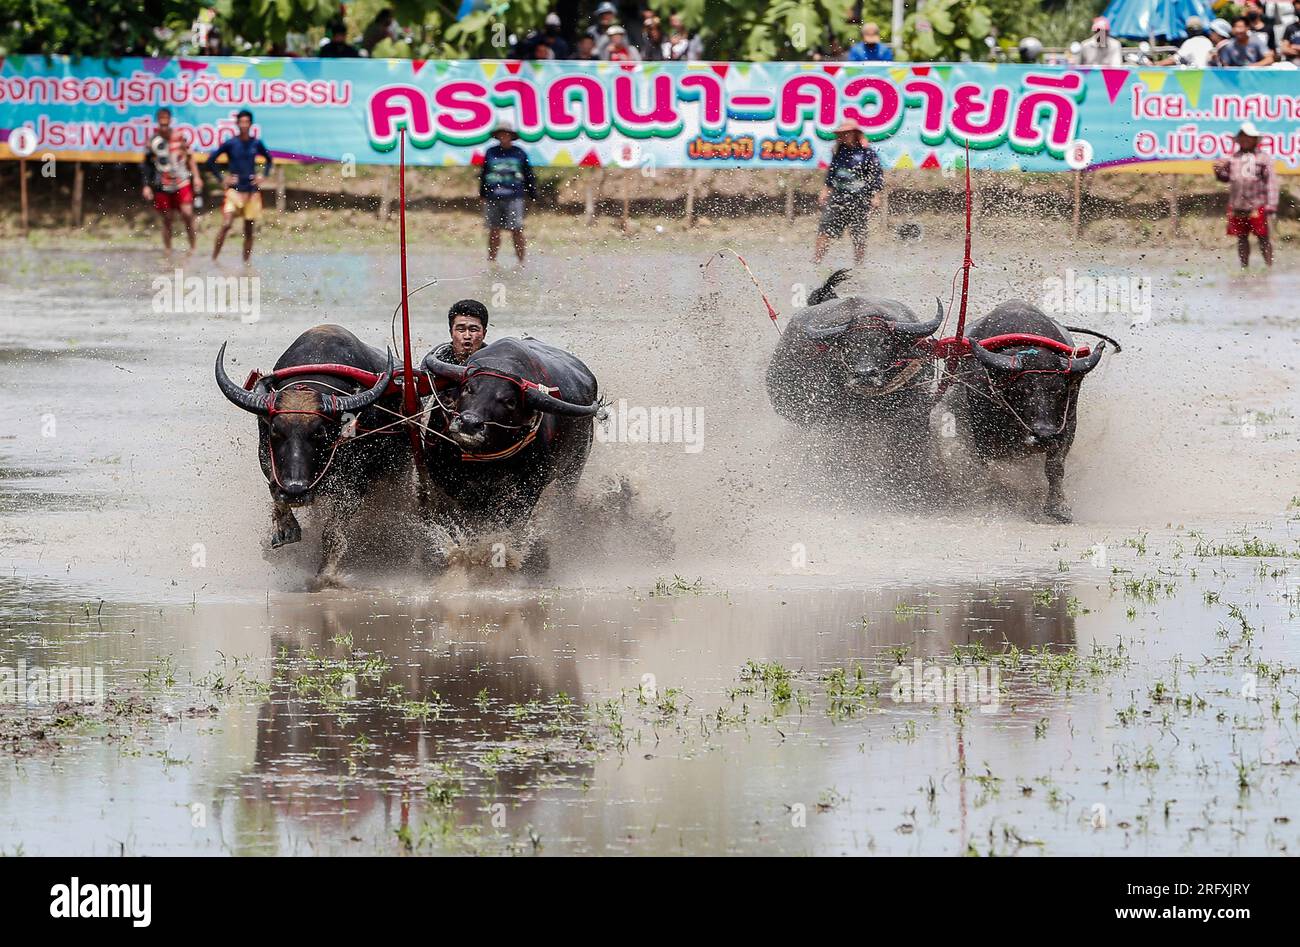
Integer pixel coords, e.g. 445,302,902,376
1030,423,1057,441
853,368,883,388
279,479,310,497
457,413,485,435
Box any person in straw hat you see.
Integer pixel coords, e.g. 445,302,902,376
814,118,885,266
1213,121,1279,268
479,118,537,266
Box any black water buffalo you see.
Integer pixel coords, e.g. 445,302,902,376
420,337,601,568
215,324,403,588
940,300,1106,523
765,269,943,493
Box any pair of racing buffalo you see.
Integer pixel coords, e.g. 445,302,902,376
215,326,600,587
766,270,1109,522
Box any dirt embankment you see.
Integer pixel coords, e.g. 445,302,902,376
2,160,1296,251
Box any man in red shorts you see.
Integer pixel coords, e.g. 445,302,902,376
140,107,202,252
1214,122,1279,269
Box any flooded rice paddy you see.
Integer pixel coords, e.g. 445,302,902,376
1,232,1298,855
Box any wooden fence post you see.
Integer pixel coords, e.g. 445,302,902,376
71,162,84,227
685,168,700,228
784,175,794,220
621,170,631,232
1071,171,1082,239
275,165,287,212
377,166,391,221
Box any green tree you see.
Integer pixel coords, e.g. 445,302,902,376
903,0,994,61
0,0,202,56
655,0,857,60
213,0,339,48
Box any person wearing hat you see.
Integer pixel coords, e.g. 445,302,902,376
1078,16,1123,65
479,120,537,265
847,22,895,62
587,2,619,55
813,119,885,266
1213,123,1279,268
1158,16,1215,66
601,24,641,61
540,12,570,59
1215,17,1275,64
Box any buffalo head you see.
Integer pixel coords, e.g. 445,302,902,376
423,351,599,452
969,340,1104,446
215,342,392,501
803,298,944,394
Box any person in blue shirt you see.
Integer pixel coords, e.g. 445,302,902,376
814,119,884,266
847,22,895,62
479,121,538,265
204,109,274,262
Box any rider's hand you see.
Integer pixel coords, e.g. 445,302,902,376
223,174,237,188
253,174,265,187
142,186,153,201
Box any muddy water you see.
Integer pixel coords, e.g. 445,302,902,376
1,235,1298,855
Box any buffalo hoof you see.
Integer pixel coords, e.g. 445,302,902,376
1039,505,1073,525
271,521,302,548
307,571,347,592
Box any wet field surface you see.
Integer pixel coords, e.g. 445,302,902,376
1,234,1298,855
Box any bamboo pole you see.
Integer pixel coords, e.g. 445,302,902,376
583,167,596,224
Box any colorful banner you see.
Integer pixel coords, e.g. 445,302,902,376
2,55,1299,172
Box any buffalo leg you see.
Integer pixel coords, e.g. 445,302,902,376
270,499,302,547
1042,446,1072,523
310,512,350,590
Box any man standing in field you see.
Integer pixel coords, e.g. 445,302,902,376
479,121,537,266
141,107,202,253
813,119,884,267
1214,122,1279,269
205,109,274,263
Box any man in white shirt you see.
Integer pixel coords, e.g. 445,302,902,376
1078,16,1123,65
1159,16,1215,66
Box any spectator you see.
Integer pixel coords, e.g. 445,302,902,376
1282,0,1300,62
664,12,703,61
1208,17,1234,58
362,8,395,55
1213,122,1279,268
541,13,570,59
813,119,884,267
140,107,201,253
573,34,598,60
1078,16,1123,65
602,25,641,61
1215,17,1274,65
479,121,537,266
1246,7,1278,52
320,22,359,58
847,22,894,61
1158,16,1214,66
587,2,618,56
641,15,666,61
205,109,273,263
199,29,229,56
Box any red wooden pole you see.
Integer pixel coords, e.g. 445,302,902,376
956,140,973,342
398,129,420,439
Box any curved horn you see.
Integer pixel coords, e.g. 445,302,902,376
1068,340,1106,375
801,321,851,341
333,353,394,415
889,297,945,339
215,342,273,415
524,386,601,418
806,268,853,307
421,349,470,384
969,339,1019,373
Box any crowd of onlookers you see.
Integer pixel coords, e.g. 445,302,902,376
185,0,1300,67
1073,2,1300,68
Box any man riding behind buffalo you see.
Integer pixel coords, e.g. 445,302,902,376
814,119,884,267
428,299,489,366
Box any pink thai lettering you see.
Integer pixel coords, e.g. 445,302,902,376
547,74,609,131
492,78,542,131
903,78,946,145
1010,73,1083,157
368,85,433,149
613,74,678,129
680,73,725,132
842,77,901,137
433,80,491,140
949,83,1012,143
778,74,837,135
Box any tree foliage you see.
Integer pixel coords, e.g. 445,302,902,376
0,0,202,56
650,0,857,60
214,0,339,47
903,0,994,60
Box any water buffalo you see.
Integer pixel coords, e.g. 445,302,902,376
938,300,1106,523
765,269,944,494
215,324,404,588
421,337,601,569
